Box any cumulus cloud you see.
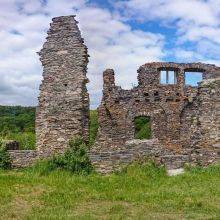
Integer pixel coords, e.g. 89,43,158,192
0,0,165,108
115,0,220,64
0,0,219,108
77,6,165,108
116,0,219,27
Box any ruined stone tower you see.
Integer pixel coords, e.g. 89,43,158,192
36,16,89,156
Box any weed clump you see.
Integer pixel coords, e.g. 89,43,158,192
31,137,93,175
52,138,93,174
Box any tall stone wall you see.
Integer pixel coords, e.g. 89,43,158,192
5,15,219,172
36,15,89,157
194,78,220,164
91,62,220,172
96,63,219,148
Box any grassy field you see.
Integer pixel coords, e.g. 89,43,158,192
0,106,219,219
0,163,219,219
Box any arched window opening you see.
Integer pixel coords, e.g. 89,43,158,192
134,116,151,139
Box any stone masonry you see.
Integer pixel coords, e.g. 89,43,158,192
36,15,90,157
90,62,220,173
8,15,90,167
7,15,220,172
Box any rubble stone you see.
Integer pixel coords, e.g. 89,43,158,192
91,62,220,172
6,16,219,173
36,15,90,157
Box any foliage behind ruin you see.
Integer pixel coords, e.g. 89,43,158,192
0,106,36,150
0,106,150,149
0,106,35,133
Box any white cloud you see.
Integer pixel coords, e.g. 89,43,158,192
1,0,219,109
178,25,220,45
77,6,165,107
0,0,165,108
116,0,219,26
116,0,220,65
174,49,199,61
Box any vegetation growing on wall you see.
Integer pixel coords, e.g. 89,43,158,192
32,137,93,175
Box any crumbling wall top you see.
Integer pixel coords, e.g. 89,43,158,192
138,62,220,86
138,62,219,71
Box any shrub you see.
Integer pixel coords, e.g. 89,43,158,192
30,137,93,175
52,138,93,174
0,139,11,169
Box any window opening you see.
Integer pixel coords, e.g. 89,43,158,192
185,72,203,86
160,70,177,84
134,116,151,139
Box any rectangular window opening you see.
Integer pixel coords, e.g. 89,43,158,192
185,72,203,86
160,70,177,85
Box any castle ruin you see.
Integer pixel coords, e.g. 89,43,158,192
36,16,90,157
8,16,90,166
7,15,220,173
90,63,220,173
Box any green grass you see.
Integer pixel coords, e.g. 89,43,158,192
0,163,219,219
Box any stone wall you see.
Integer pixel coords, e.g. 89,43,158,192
36,15,90,157
195,78,220,164
8,15,90,166
8,150,38,168
96,63,220,147
90,139,190,174
91,62,220,172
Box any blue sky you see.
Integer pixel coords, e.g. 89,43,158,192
0,0,219,108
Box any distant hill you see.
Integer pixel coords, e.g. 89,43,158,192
0,106,99,149
0,106,35,134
